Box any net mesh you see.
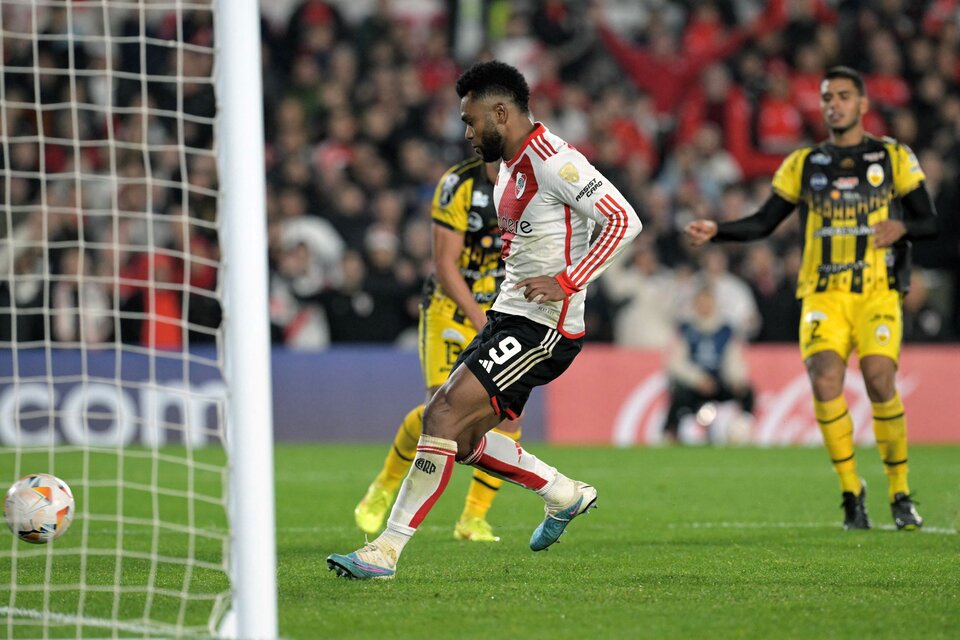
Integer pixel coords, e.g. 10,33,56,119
0,1,230,636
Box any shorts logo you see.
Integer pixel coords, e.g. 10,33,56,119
875,323,892,346
515,172,527,199
478,358,494,372
811,173,828,190
559,162,580,183
415,458,437,474
867,163,885,187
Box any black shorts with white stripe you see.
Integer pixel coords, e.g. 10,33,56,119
456,311,583,419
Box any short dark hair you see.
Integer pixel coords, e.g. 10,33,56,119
455,61,530,113
823,65,866,96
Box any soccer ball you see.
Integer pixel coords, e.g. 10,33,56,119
4,474,76,544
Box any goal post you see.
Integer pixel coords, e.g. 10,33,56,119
0,0,277,637
216,0,278,636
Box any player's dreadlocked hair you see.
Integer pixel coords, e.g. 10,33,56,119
823,65,867,96
456,60,530,113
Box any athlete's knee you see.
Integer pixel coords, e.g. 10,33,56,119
860,356,897,401
805,353,845,401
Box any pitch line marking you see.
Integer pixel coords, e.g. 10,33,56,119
670,521,957,535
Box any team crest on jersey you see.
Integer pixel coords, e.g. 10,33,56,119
866,163,884,187
559,162,580,183
515,172,527,199
840,157,855,169
875,323,892,346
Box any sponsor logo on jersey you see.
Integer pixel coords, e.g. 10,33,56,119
559,162,580,183
840,157,855,169
515,172,527,199
817,260,869,275
833,177,859,189
863,150,885,161
415,458,437,474
809,153,831,165
498,217,533,235
467,210,483,232
810,173,828,190
439,173,461,207
575,178,603,201
830,189,841,200
471,190,490,208
815,225,873,238
866,163,884,187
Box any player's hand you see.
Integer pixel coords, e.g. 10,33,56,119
872,219,907,248
515,276,566,304
684,220,718,247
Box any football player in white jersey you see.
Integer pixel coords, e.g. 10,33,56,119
328,60,642,580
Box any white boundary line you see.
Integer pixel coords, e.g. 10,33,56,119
669,521,958,535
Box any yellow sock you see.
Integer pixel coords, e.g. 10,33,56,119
872,394,909,501
373,405,424,492
814,395,861,494
461,426,521,520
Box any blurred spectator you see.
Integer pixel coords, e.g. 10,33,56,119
661,283,755,443
602,242,678,348
698,246,761,339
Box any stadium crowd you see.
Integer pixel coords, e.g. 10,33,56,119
1,0,959,349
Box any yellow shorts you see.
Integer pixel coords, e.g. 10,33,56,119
419,295,482,389
799,290,902,363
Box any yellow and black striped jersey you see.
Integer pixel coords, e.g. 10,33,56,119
422,158,504,319
771,134,925,296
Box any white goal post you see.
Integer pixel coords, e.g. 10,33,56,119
0,0,277,637
216,0,278,636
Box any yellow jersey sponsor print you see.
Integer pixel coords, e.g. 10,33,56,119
771,135,925,298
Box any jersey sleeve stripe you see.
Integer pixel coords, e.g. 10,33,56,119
569,194,629,286
570,195,623,283
537,134,558,155
529,136,555,160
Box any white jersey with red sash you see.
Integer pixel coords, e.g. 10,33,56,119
492,123,643,337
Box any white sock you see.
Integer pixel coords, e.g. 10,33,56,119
462,431,576,507
382,434,457,556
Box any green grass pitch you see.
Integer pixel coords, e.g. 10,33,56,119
2,444,959,638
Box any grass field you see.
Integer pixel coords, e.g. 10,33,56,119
2,443,959,638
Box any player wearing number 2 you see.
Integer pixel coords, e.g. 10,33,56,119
328,60,642,579
686,66,938,531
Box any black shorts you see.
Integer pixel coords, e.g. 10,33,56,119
455,311,583,419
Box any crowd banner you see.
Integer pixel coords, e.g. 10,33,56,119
2,346,954,445
546,344,959,445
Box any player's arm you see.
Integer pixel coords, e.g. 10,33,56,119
432,223,488,330
517,157,642,304
873,183,939,247
685,194,795,247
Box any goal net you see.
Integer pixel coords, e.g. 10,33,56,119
0,1,274,637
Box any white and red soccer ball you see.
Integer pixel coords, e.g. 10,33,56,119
4,473,75,544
